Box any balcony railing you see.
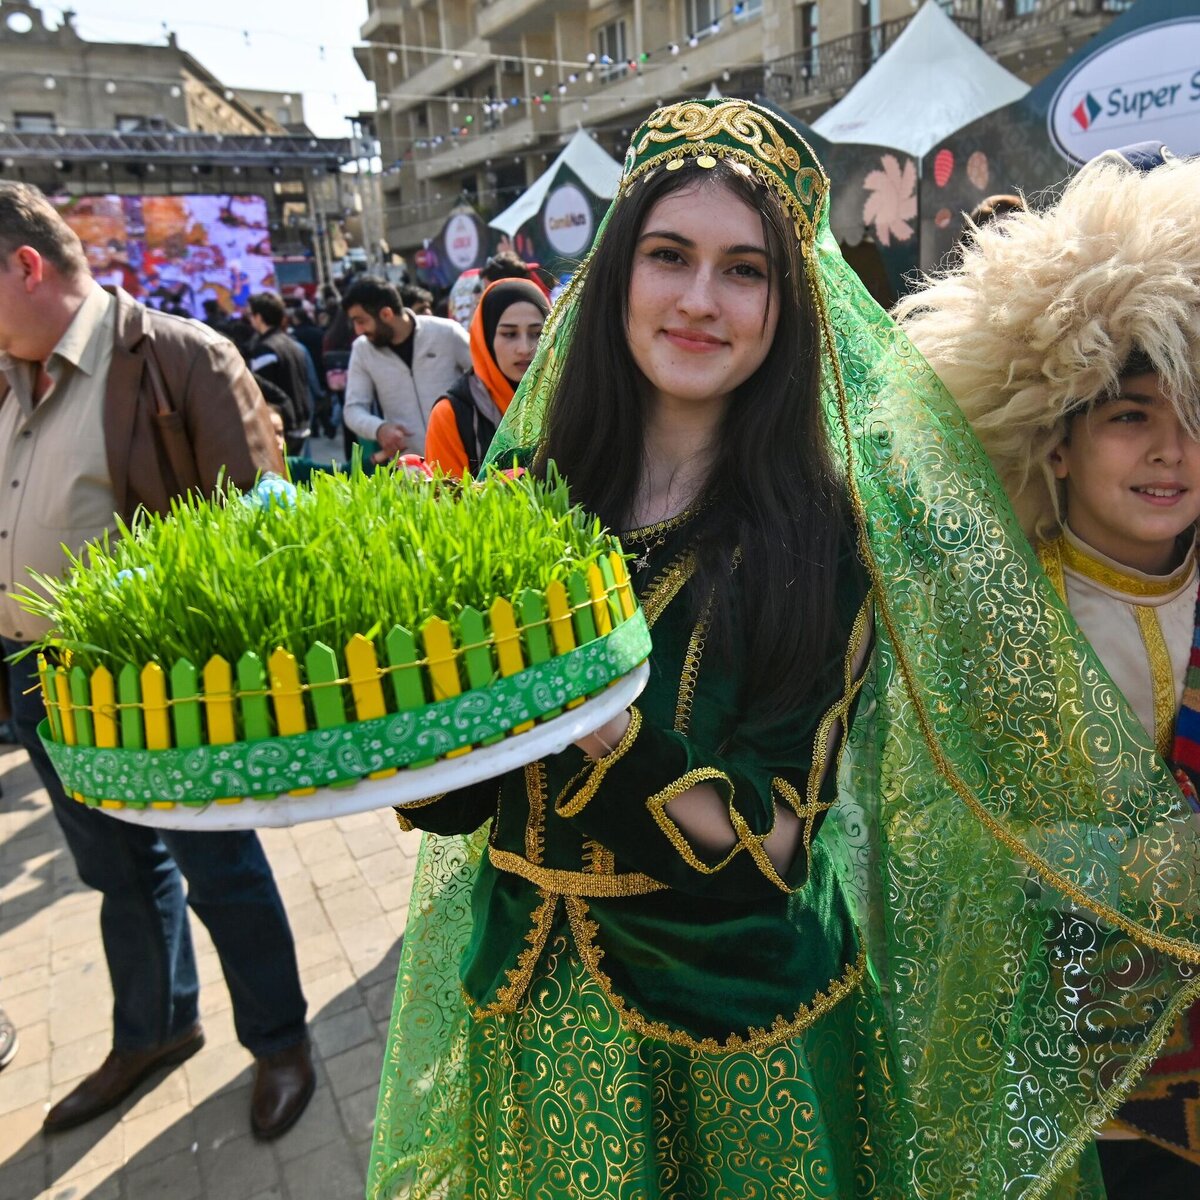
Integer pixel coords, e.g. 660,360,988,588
765,0,1133,110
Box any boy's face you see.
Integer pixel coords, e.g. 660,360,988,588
1051,372,1200,573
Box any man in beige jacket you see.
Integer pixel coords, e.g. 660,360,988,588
0,182,315,1140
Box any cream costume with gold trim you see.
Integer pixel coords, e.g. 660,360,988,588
1039,528,1198,759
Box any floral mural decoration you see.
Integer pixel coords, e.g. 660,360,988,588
862,154,917,247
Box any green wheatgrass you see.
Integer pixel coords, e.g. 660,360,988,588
21,467,620,674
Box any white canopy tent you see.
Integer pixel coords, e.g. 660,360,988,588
490,129,622,238
812,2,1030,159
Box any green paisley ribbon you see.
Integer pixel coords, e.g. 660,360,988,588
41,612,650,807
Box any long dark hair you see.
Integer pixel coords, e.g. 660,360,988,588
535,160,854,721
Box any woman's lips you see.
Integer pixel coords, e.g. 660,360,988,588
662,328,726,352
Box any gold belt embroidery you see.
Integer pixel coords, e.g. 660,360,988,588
488,846,666,898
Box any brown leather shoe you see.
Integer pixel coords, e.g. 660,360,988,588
43,1023,204,1133
251,1039,315,1140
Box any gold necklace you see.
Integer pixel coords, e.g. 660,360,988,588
624,509,695,570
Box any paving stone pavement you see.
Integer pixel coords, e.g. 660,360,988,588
0,738,423,1199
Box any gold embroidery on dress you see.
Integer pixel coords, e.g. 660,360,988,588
581,840,616,875
465,887,559,1018
639,550,696,628
645,767,743,874
1038,538,1068,600
675,593,712,734
773,777,833,863
1134,605,1177,759
554,706,643,819
624,507,700,541
564,895,865,1054
803,595,874,855
487,847,665,898
524,762,546,865
393,792,448,831
727,807,790,894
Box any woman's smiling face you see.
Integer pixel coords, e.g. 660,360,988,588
625,180,779,418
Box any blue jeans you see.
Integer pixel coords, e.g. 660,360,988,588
5,639,307,1055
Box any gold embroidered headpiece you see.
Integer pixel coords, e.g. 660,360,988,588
620,98,827,250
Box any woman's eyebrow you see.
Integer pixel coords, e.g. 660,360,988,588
639,230,767,255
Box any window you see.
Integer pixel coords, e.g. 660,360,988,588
799,2,819,78
115,114,145,132
14,112,55,132
596,19,627,81
686,0,718,38
734,0,763,18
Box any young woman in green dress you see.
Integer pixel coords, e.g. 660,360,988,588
369,100,1200,1200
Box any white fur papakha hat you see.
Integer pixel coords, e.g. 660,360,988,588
895,153,1200,542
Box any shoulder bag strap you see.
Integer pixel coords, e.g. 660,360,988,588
140,333,202,493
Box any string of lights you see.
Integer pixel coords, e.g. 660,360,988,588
38,1,763,88
369,2,762,100
14,4,766,133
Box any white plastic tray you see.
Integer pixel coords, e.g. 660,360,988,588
98,661,649,830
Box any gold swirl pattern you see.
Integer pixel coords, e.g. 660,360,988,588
463,932,901,1199
620,99,826,248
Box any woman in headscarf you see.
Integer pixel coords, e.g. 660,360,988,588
369,100,1200,1200
423,278,549,478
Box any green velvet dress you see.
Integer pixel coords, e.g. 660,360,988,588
386,511,909,1198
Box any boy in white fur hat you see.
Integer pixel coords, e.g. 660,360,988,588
897,145,1200,1196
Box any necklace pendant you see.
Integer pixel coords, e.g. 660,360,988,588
634,553,651,571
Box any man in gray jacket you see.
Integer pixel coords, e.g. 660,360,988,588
341,276,470,459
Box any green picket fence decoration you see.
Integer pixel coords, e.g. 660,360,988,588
39,658,65,744
518,589,560,721
305,642,346,730
236,652,273,742
304,641,354,790
117,662,144,751
567,570,597,645
384,624,436,768
459,606,503,746
458,606,493,690
384,625,424,710
170,659,203,749
68,665,94,749
39,550,650,810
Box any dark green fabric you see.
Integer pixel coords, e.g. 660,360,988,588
396,510,870,1046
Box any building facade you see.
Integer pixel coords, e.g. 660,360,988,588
357,0,1132,258
0,0,362,289
0,1,284,138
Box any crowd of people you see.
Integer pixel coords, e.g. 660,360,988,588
2,97,1200,1200
189,248,552,479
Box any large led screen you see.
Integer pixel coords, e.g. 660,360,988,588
52,193,277,317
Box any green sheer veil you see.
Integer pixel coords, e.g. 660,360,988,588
369,99,1200,1200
